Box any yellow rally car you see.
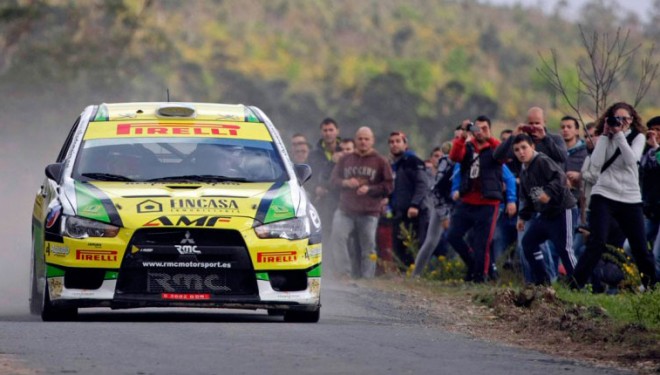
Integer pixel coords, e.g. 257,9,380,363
30,103,322,322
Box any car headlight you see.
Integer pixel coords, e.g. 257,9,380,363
62,216,119,239
254,217,310,240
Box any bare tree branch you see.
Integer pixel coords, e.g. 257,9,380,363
538,23,657,134
537,50,586,125
634,44,660,107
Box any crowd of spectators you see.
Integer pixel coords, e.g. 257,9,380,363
290,105,660,292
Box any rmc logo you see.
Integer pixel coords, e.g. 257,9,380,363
174,231,200,255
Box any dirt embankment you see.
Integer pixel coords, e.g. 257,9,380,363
361,278,660,375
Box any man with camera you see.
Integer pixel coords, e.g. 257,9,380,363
446,116,504,282
494,107,567,282
496,107,567,171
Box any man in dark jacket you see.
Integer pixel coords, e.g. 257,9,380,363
307,118,343,239
561,115,588,228
495,107,567,173
388,131,431,268
446,115,504,282
514,134,577,285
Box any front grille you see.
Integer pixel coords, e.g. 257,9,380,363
116,228,258,297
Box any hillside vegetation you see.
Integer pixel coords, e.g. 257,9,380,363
1,0,658,153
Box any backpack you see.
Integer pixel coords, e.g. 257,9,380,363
432,157,454,203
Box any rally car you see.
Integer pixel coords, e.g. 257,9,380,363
30,102,322,322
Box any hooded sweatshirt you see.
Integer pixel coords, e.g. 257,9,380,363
519,152,576,221
331,150,394,217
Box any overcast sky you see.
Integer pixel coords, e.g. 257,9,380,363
482,0,655,21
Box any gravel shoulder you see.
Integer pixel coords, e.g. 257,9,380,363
357,277,660,375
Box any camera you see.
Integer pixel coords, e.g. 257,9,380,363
465,122,479,133
521,125,535,134
606,116,622,128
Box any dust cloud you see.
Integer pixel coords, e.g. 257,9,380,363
0,104,73,315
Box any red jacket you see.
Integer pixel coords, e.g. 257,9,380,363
449,136,502,206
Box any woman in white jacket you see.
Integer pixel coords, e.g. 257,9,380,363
571,102,657,290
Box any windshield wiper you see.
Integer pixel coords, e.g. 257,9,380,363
146,175,249,182
81,173,134,182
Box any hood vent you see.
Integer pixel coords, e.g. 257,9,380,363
166,185,202,190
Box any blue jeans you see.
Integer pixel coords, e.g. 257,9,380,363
329,209,379,279
647,217,660,279
492,211,517,271
573,231,587,260
654,225,660,280
413,205,449,276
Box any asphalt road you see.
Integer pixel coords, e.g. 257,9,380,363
0,278,629,375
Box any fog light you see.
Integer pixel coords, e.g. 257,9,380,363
269,271,307,292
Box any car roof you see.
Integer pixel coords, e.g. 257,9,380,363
92,102,262,123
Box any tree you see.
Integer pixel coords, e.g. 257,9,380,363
537,25,658,125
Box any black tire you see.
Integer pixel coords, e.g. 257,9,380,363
283,308,320,323
41,286,77,322
267,309,285,316
29,260,41,315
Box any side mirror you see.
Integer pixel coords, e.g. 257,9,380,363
45,163,64,182
293,164,313,184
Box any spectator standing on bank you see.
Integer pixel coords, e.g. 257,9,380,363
449,158,517,279
491,129,518,275
339,138,355,154
513,134,577,285
496,107,567,176
308,118,343,238
292,141,310,164
495,107,568,282
579,122,600,223
561,116,588,230
329,127,393,279
571,102,657,290
291,133,308,148
388,131,431,268
425,146,444,176
640,116,660,278
412,149,455,276
446,116,504,282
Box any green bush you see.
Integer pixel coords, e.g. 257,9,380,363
556,285,660,329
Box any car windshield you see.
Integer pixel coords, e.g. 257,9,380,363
72,138,287,183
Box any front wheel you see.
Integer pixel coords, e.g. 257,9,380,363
41,285,77,322
283,308,320,323
29,258,41,315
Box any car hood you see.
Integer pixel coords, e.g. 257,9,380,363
63,180,299,229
